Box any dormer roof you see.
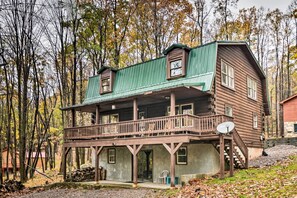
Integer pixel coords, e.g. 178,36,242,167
98,66,117,74
163,43,191,55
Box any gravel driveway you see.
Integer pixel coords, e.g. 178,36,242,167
17,188,159,198
249,144,297,168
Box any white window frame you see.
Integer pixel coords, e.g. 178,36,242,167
170,59,183,77
167,103,194,116
167,104,194,128
253,114,258,129
108,148,116,164
176,146,187,165
101,114,119,133
221,60,234,89
167,105,180,116
225,105,233,117
247,77,257,100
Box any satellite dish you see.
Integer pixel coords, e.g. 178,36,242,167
216,121,235,134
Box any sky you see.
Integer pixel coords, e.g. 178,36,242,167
237,0,292,12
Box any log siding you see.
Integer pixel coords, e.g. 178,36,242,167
215,45,264,148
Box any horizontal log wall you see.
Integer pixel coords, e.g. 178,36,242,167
215,45,264,148
99,96,211,122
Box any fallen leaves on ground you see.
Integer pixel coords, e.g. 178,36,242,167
164,155,297,198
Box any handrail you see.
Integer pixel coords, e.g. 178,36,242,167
233,129,248,167
64,114,233,130
64,114,233,140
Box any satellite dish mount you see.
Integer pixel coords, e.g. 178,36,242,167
216,121,235,135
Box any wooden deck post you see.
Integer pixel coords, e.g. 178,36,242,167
219,134,225,179
229,137,234,177
170,143,176,187
245,150,249,169
163,142,183,188
62,147,67,181
170,92,176,116
63,147,71,181
96,105,100,124
127,144,143,187
95,146,104,183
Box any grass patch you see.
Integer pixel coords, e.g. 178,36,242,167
162,188,179,197
178,155,297,197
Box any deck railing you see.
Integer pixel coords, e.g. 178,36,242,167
64,114,233,140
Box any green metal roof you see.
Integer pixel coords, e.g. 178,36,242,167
83,42,217,105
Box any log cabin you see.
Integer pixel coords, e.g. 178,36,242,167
61,41,270,187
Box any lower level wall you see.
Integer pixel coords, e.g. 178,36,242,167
247,147,263,160
92,146,132,182
92,143,220,184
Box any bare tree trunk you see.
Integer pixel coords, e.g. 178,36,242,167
0,127,3,185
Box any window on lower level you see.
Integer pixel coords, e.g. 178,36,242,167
294,124,297,133
253,113,258,129
108,148,116,164
176,146,187,165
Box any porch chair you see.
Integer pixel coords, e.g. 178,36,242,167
163,121,172,136
158,170,169,184
147,123,155,136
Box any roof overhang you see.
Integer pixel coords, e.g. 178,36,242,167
217,41,266,80
280,94,297,104
61,83,208,112
163,43,191,55
98,66,117,74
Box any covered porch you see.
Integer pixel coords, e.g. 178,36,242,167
62,87,248,188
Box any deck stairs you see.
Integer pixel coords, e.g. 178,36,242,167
213,129,248,169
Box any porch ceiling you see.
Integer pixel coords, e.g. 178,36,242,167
63,86,209,113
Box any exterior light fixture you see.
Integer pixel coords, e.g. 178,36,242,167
164,96,170,100
112,104,116,110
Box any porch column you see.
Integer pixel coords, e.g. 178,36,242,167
127,144,143,187
229,137,234,177
170,92,176,116
163,142,183,188
133,99,138,133
62,147,71,181
96,105,100,124
133,98,138,121
95,146,104,183
219,134,225,179
71,109,76,127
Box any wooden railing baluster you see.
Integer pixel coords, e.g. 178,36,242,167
64,114,236,140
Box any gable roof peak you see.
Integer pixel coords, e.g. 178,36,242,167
163,43,191,55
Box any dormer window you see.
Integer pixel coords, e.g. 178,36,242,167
164,44,190,80
99,66,116,94
101,77,111,93
170,60,183,77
